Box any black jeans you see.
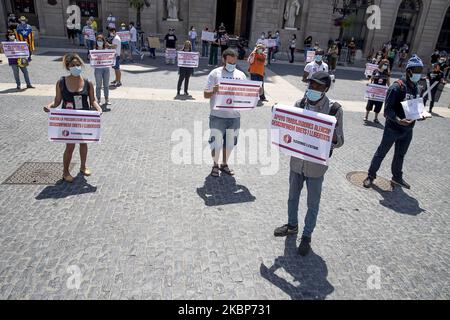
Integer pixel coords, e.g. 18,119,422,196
368,120,413,181
177,68,192,93
250,73,265,100
423,87,438,112
289,48,295,63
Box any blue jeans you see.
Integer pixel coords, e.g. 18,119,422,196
11,65,31,86
94,67,110,101
190,39,196,51
201,41,209,57
130,41,141,56
368,120,413,181
287,170,324,237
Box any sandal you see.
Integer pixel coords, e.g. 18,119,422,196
210,165,220,177
220,164,234,176
62,174,74,183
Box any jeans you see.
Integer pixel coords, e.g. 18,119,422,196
202,41,209,57
209,45,218,65
368,120,413,181
177,68,192,93
287,170,324,237
209,115,240,152
250,73,265,100
149,48,156,58
190,39,196,52
77,31,84,46
289,48,295,63
130,41,142,56
11,65,31,86
94,67,110,101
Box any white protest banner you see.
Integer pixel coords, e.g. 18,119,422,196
165,48,177,60
306,50,315,62
117,31,131,42
401,98,429,121
84,28,95,40
201,31,215,42
1,41,29,59
48,109,101,144
364,84,388,102
89,49,116,68
365,63,378,77
213,79,262,111
177,51,199,68
263,39,277,48
271,104,337,166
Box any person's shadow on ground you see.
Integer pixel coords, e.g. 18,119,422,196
363,120,384,130
260,235,334,300
196,174,256,206
35,173,97,200
372,184,425,216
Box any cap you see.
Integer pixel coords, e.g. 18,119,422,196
19,16,27,21
308,71,331,88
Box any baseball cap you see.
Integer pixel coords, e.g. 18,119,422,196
308,71,331,87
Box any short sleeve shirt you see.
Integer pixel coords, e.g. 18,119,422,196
164,34,177,48
112,35,121,56
304,61,329,77
205,66,247,119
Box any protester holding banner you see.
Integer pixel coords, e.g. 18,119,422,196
15,16,34,60
119,23,132,63
176,41,195,96
82,20,96,58
274,71,344,256
204,49,247,177
423,63,446,113
43,53,102,183
303,49,328,82
363,55,426,189
164,28,177,64
248,43,268,106
0,30,34,90
93,34,111,106
364,59,391,123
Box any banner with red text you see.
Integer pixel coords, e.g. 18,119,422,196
1,41,29,59
213,79,262,111
89,49,116,68
48,109,101,144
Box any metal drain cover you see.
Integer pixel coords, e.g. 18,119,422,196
346,171,392,192
2,162,75,185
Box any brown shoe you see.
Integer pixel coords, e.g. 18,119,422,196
80,167,92,176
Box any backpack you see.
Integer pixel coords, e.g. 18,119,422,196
297,97,341,157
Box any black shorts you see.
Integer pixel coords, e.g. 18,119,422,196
67,28,76,39
366,100,383,113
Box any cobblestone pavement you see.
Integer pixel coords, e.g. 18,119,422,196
0,49,449,300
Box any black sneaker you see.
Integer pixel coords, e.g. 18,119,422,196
26,85,35,89
298,236,311,256
391,178,411,189
274,224,298,237
363,176,373,188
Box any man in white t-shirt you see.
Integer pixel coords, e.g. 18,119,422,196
109,28,122,87
129,22,144,61
303,49,329,82
204,49,247,177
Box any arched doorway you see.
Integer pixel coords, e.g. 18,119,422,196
391,0,421,48
436,6,450,52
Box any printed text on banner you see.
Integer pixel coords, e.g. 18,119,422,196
89,50,116,68
1,41,29,58
213,79,262,111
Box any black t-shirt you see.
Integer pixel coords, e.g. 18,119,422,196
427,70,444,87
384,77,418,129
164,34,177,48
371,70,389,86
431,53,440,64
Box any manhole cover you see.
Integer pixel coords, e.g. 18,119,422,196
346,171,392,192
2,162,75,185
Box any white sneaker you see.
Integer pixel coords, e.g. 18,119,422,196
105,99,111,105
140,53,145,60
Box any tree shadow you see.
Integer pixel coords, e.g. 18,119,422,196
196,174,256,206
260,235,334,300
35,173,97,200
372,184,426,216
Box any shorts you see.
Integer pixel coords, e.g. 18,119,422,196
112,56,121,70
208,115,240,151
67,28,75,39
122,43,130,50
366,100,383,113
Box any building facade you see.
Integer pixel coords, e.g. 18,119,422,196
1,0,450,62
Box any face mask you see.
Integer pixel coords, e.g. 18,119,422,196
225,63,236,73
261,35,265,39
8,36,15,41
97,41,104,48
110,33,115,37
306,89,323,102
315,55,323,62
69,66,82,77
410,73,421,83
381,65,388,70
257,49,263,54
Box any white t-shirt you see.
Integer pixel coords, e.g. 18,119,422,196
205,66,247,119
130,26,137,42
112,35,121,56
304,61,329,78
189,30,197,40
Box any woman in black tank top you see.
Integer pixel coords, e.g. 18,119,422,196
44,53,102,183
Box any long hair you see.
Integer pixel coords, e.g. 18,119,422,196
182,40,192,52
62,53,84,70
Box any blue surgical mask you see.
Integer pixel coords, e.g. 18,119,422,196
69,66,82,77
410,73,421,83
315,55,323,62
97,41,104,48
225,63,236,73
306,89,323,102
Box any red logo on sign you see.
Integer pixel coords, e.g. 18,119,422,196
226,98,232,104
283,134,292,144
62,130,69,137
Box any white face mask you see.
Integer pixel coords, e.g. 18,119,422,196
8,36,15,41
